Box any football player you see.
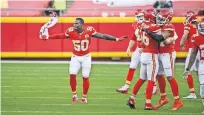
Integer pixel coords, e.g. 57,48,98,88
180,11,199,99
182,18,204,114
143,9,183,111
39,15,127,104
116,9,158,95
127,9,160,110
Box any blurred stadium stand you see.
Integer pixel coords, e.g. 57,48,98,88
1,0,204,17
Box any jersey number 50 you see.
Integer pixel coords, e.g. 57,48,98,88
73,40,89,51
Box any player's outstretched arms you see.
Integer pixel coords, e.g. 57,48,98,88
92,32,128,41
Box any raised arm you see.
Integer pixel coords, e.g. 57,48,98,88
91,32,128,41
40,11,68,40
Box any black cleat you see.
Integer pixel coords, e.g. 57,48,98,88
126,98,136,109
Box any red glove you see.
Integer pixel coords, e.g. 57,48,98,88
117,36,128,41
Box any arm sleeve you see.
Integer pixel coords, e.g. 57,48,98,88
49,33,67,39
144,29,165,42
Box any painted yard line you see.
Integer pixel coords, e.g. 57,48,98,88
1,60,185,65
1,92,186,95
2,96,202,101
1,103,200,107
1,77,185,80
1,111,199,114
1,69,184,72
1,82,189,88
1,74,125,77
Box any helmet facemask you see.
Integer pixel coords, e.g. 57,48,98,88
136,13,144,23
184,12,196,24
156,14,167,26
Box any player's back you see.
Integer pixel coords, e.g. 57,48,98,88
185,23,197,48
159,23,177,53
65,26,96,56
142,22,160,54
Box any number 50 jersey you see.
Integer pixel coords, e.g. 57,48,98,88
65,26,96,56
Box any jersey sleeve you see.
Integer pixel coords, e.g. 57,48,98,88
162,24,175,32
65,27,74,37
87,26,97,35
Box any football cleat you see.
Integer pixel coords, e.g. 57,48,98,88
144,103,157,110
81,97,88,104
171,99,183,111
116,86,129,94
72,94,78,104
155,97,169,109
127,98,136,109
183,93,197,99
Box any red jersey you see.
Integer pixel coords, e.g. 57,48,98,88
142,22,160,54
131,22,143,48
65,26,96,56
191,33,204,60
184,23,197,48
159,23,177,53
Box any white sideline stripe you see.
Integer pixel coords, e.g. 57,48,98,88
1,111,199,114
1,60,185,65
2,96,202,101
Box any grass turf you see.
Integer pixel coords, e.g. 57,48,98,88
1,63,202,115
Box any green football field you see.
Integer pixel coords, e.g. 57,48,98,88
1,62,203,115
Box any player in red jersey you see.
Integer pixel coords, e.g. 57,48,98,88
180,11,199,99
127,9,160,110
116,9,157,95
182,18,204,114
39,15,127,104
142,9,183,111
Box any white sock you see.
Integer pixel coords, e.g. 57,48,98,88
124,84,129,89
130,95,135,99
73,94,78,98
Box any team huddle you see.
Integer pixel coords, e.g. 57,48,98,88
39,9,204,113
